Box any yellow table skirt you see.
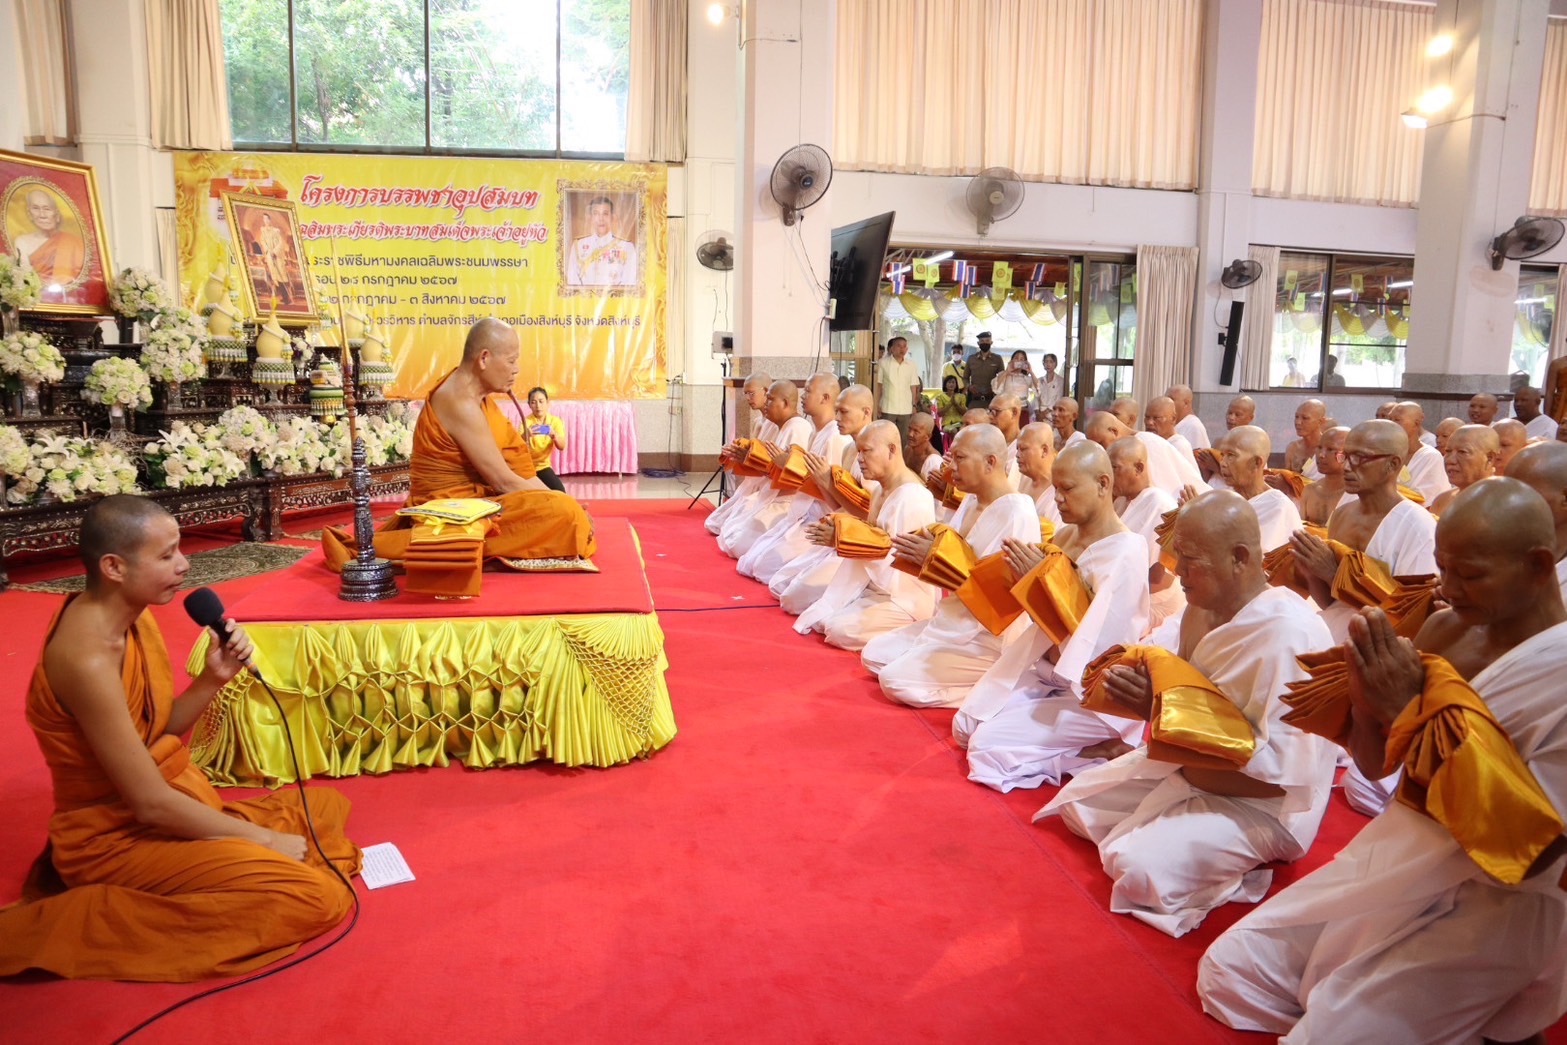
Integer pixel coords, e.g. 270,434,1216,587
189,612,677,786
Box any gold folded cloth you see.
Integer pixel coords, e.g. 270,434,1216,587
1008,546,1090,645
1266,468,1309,500
923,465,965,511
1280,646,1354,744
955,551,1026,635
742,439,775,475
1386,575,1442,638
1155,507,1180,571
1386,655,1564,885
1263,542,1308,596
727,438,767,477
890,523,976,592
1039,518,1056,544
396,497,503,525
1080,645,1258,770
1329,542,1397,609
404,520,485,597
830,465,872,513
769,444,812,491
829,514,892,560
1398,483,1426,505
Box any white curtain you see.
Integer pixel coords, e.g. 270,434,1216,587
1532,21,1567,216
15,0,74,145
1253,0,1429,207
155,208,180,296
625,0,688,163
834,0,1203,189
145,0,232,151
1132,245,1199,409
1240,245,1280,390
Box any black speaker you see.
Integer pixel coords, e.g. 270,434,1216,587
1218,301,1245,386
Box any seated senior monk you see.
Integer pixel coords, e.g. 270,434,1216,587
795,421,940,649
1201,395,1258,486
1213,426,1303,551
324,318,594,569
1109,396,1141,431
1494,417,1530,474
1433,415,1463,454
1429,423,1498,516
1290,419,1437,817
0,496,359,981
905,411,944,481
861,424,1041,707
1283,399,1327,477
1199,478,1567,1043
1167,383,1212,451
1051,397,1084,452
1087,412,1205,498
718,379,814,558
1507,441,1567,601
1015,421,1063,528
1389,401,1452,504
1111,436,1183,630
706,372,774,537
1146,395,1201,471
1299,426,1352,527
768,383,877,611
1038,491,1337,938
957,441,1151,792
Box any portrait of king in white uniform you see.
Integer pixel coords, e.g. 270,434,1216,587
563,191,640,289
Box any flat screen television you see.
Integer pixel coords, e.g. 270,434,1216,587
828,211,895,332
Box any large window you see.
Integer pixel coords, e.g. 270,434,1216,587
1513,266,1559,390
1267,251,1412,391
219,0,630,155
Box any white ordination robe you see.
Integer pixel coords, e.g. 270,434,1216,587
1558,556,1567,602
1249,487,1304,551
1168,432,1200,470
917,452,943,481
1018,477,1064,528
1527,413,1558,441
1039,587,1337,938
734,420,847,579
1405,443,1453,503
705,417,778,536
1062,430,1086,450
1137,432,1208,498
959,530,1151,792
1177,413,1211,451
717,415,813,557
795,481,940,649
770,455,875,613
861,492,1042,707
1120,485,1184,629
1199,621,1567,1043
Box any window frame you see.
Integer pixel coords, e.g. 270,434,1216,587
222,0,628,160
1263,249,1413,394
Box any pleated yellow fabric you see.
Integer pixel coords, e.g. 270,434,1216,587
830,466,872,514
1080,644,1258,770
188,613,676,787
954,551,1026,636
1279,647,1353,745
1264,468,1309,500
1007,546,1090,646
829,514,892,559
1386,655,1564,885
769,444,812,491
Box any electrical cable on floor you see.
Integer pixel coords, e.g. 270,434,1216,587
112,674,360,1044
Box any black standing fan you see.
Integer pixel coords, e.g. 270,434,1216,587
770,144,833,226
1217,259,1262,386
1220,258,1264,290
1488,216,1566,270
966,167,1024,236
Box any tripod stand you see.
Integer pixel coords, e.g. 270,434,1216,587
687,356,732,510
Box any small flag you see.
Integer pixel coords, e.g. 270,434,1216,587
890,270,907,294
1029,263,1045,283
1054,281,1067,298
953,261,977,292
1024,281,1038,300
992,261,1013,294
1351,273,1365,296
1284,270,1299,295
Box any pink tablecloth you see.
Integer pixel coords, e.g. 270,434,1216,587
493,398,639,475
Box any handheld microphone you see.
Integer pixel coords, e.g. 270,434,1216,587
182,586,263,681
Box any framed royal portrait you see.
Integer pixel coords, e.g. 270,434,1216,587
557,182,646,297
0,148,114,315
220,191,319,322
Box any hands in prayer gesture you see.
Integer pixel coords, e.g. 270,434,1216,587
803,451,833,495
1102,662,1155,720
805,518,835,547
1177,484,1202,507
1002,537,1045,582
1344,607,1424,727
1264,472,1293,494
892,530,934,568
1290,528,1339,583
719,440,743,464
763,441,784,459
201,619,254,686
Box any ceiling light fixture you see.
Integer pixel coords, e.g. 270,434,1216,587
1427,34,1454,58
1401,108,1429,129
707,3,735,25
1417,84,1454,115
924,250,954,264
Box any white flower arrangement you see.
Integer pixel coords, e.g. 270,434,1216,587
0,424,30,476
259,415,332,476
107,268,173,321
0,330,66,384
143,421,249,490
0,255,42,312
85,356,153,410
7,433,140,505
140,326,208,384
213,405,274,458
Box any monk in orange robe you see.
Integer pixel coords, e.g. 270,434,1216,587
323,318,596,569
0,496,360,982
17,189,85,285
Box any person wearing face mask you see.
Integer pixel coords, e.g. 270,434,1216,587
965,332,1003,410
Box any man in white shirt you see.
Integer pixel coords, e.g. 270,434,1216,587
1167,384,1211,451
875,336,922,444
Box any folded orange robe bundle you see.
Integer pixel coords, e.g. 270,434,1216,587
947,543,1091,638
726,438,767,477
890,523,976,591
769,444,812,492
1155,507,1180,571
1263,543,1308,596
828,465,872,513
1385,656,1564,885
1266,468,1309,500
1329,542,1398,608
1398,483,1426,505
404,518,488,597
742,439,775,474
1279,647,1355,745
1385,575,1442,638
923,465,966,511
1080,644,1259,770
828,513,892,559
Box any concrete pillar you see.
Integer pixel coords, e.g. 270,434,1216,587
1191,0,1264,401
731,0,834,385
1403,0,1551,398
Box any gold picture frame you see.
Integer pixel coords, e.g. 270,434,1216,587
0,147,115,315
220,191,320,323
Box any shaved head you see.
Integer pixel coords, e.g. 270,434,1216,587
1056,440,1113,482
856,419,904,483
1434,416,1463,453
1515,386,1544,422
950,423,1009,496
80,495,175,587
1085,411,1133,448
1052,440,1115,526
1315,425,1349,477
1226,395,1256,430
1388,402,1427,461
1167,385,1194,417
962,407,993,427
743,372,772,390
1016,421,1056,483
1216,426,1270,495
764,379,800,424
1443,424,1499,491
1342,419,1408,497
1506,441,1567,555
1494,419,1528,472
1145,396,1177,438
1110,396,1141,429
1376,401,1398,420
1293,399,1327,442
1468,393,1499,425
462,317,518,362
1436,478,1560,625
1108,435,1149,500
989,394,1023,439
1170,490,1265,611
741,371,773,410
835,383,875,436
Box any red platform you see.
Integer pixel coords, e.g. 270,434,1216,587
228,517,654,622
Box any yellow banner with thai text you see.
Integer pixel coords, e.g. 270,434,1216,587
172,152,666,400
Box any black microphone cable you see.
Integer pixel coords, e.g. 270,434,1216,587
111,667,361,1044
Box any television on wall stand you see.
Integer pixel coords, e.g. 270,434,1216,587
828,211,896,332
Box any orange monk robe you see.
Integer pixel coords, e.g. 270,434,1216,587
28,231,85,284
324,378,596,569
0,603,360,982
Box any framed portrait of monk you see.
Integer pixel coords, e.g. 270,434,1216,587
557,183,646,297
220,192,319,322
0,148,114,315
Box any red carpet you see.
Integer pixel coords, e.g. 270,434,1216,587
1,497,1563,1043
